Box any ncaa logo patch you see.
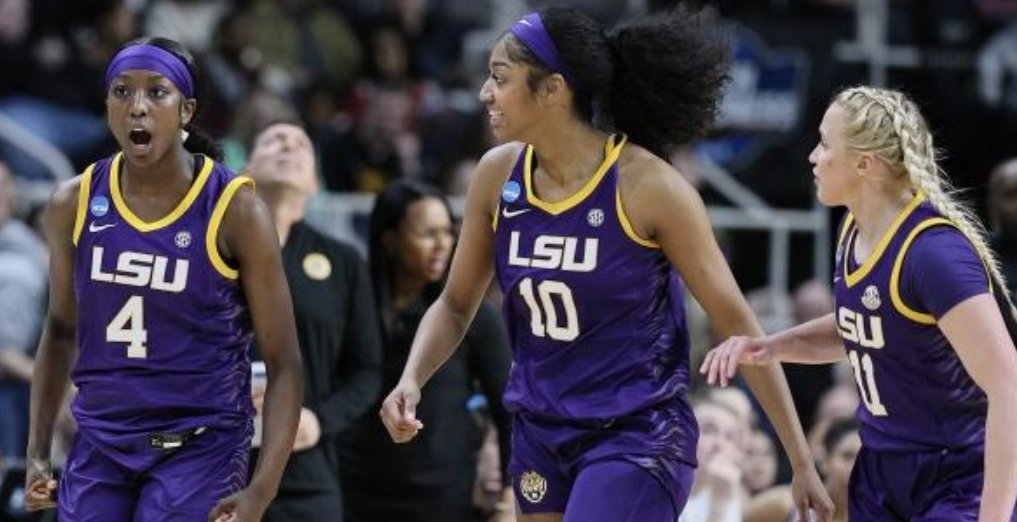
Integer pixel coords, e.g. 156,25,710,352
519,470,547,504
90,196,110,217
587,208,604,227
174,231,192,248
502,181,521,203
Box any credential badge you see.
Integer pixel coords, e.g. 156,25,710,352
303,252,332,281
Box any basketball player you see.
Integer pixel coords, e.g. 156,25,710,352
379,7,832,522
703,86,1017,521
23,37,304,521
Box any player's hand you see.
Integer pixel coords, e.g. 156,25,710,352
292,407,321,452
23,458,58,511
208,486,269,522
700,335,775,387
789,463,834,522
379,379,424,443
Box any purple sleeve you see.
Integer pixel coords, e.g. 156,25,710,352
902,226,990,319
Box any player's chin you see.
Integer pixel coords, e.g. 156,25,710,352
814,187,837,207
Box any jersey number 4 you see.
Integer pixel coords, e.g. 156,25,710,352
848,350,888,416
107,295,148,358
519,277,579,341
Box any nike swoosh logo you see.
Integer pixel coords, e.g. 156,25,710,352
89,222,116,232
502,207,532,219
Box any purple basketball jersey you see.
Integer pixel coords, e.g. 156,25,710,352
71,153,254,463
834,194,989,451
493,135,695,460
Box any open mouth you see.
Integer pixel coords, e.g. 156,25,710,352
129,129,152,146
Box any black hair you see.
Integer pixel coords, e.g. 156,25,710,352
822,417,860,455
501,4,730,159
368,180,455,337
247,117,307,154
112,37,224,161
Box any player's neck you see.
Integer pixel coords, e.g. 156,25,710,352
848,187,914,252
120,148,194,196
529,122,607,186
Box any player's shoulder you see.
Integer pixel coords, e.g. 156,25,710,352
48,164,100,218
296,222,364,263
616,142,693,203
475,142,525,181
466,142,527,213
903,221,975,266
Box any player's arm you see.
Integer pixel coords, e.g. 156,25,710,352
939,295,1017,522
399,144,517,387
625,155,832,521
25,177,81,510
702,313,845,385
380,144,517,443
218,186,303,504
765,314,844,363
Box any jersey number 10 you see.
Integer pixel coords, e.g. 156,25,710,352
519,277,579,341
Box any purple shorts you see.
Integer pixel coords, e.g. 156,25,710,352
849,445,1017,521
58,424,251,521
509,410,695,521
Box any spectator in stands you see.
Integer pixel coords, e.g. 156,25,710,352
0,159,47,460
746,417,860,522
0,0,137,179
246,122,382,521
988,158,1017,300
340,180,512,522
681,395,751,522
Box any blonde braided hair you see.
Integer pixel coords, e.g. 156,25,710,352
834,85,1017,316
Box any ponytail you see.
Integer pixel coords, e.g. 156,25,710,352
183,123,223,162
502,5,730,159
608,5,730,158
836,86,1017,319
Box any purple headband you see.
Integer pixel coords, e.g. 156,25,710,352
508,12,574,86
104,44,195,98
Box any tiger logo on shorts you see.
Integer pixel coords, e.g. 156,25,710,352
520,470,547,503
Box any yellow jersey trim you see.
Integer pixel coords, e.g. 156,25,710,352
616,189,659,248
837,213,855,247
524,134,627,215
72,164,95,247
206,176,254,280
844,193,925,288
891,217,993,325
110,152,214,232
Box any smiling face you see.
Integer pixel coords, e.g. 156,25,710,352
106,69,194,164
390,197,455,285
478,38,545,143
